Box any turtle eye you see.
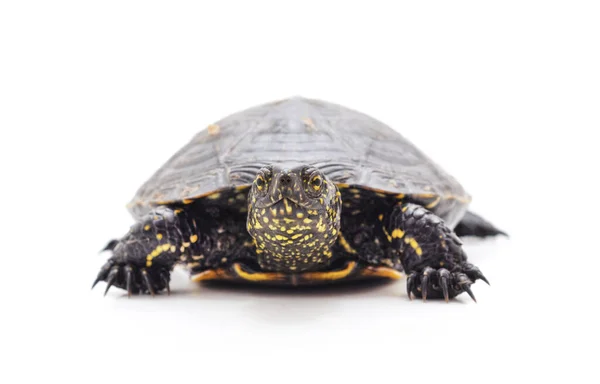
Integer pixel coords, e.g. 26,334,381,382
255,168,271,193
310,175,322,190
256,176,266,191
307,172,324,196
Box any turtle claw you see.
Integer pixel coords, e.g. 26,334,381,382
438,269,450,302
125,265,134,298
463,284,477,303
160,271,171,296
142,270,155,297
478,273,490,286
421,267,435,301
406,264,486,302
104,266,119,296
101,239,119,253
91,277,102,290
92,260,113,289
463,263,490,286
406,272,417,300
92,259,171,297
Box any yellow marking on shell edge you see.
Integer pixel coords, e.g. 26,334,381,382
395,193,405,199
183,199,195,204
207,193,221,200
190,235,198,243
425,196,442,209
359,266,403,280
233,263,286,282
338,232,357,254
191,269,229,282
302,261,357,281
207,124,220,135
415,193,436,198
302,117,315,129
392,229,405,239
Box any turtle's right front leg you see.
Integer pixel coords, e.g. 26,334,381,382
93,206,199,296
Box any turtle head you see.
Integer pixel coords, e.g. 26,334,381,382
246,164,341,272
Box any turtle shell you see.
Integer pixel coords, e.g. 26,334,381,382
128,97,469,219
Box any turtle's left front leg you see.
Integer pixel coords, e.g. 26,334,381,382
387,203,489,302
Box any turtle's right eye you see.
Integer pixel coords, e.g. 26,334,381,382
256,176,267,191
255,168,271,193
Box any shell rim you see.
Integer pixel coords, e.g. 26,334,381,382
127,183,472,212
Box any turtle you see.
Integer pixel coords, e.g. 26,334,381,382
93,97,505,302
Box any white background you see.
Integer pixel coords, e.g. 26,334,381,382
1,1,598,383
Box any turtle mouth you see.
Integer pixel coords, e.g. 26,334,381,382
263,198,319,216
256,197,322,212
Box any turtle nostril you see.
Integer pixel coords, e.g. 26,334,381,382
279,174,292,187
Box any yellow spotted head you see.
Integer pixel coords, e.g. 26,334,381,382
246,164,341,272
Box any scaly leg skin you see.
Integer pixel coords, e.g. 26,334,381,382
93,206,197,296
388,203,489,302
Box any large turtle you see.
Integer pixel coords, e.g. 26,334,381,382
93,97,504,301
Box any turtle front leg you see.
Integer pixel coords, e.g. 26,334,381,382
93,206,199,296
387,203,489,302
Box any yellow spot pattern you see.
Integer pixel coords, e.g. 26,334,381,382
404,237,423,256
145,243,173,267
